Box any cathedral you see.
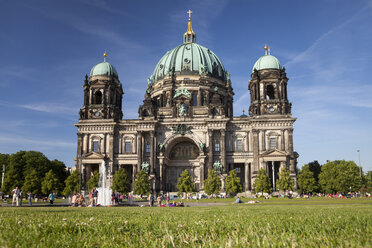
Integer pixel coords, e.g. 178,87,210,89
74,12,298,193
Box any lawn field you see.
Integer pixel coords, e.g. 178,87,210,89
0,199,371,247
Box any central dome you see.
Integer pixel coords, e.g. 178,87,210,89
152,43,226,83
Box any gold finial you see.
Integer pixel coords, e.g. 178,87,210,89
103,51,108,62
242,109,245,114
264,44,268,55
184,10,196,43
187,10,192,19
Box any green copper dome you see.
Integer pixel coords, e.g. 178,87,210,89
152,42,226,83
90,61,118,78
252,54,281,72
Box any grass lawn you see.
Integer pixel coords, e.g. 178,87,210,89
0,198,371,247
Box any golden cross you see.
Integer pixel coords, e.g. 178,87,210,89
103,51,108,62
187,10,192,19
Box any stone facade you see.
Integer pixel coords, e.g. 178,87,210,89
74,19,297,193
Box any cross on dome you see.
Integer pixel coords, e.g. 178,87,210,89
187,10,192,19
184,10,196,43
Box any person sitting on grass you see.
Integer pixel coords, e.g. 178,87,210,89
235,197,243,204
169,201,176,207
77,194,86,207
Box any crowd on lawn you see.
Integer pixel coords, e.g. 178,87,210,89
0,186,56,206
147,192,184,207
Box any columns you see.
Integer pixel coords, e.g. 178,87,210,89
244,162,249,191
197,89,201,106
83,134,88,154
208,130,213,171
246,131,250,152
252,130,259,172
221,130,226,173
272,162,275,192
150,131,155,174
137,132,142,172
77,134,83,156
199,161,204,190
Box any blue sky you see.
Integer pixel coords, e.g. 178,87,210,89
0,0,371,171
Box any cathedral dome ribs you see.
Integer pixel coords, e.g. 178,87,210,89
140,11,234,120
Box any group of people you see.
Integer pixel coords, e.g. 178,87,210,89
71,187,98,207
147,193,184,207
11,186,55,206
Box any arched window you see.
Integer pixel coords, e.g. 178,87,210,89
266,85,275,99
95,91,102,104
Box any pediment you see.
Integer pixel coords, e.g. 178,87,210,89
260,149,287,157
83,152,105,159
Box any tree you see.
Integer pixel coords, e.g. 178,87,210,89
297,166,317,194
204,169,221,196
41,170,61,194
176,169,195,195
225,169,242,195
87,170,99,191
112,168,130,194
253,168,272,194
22,169,40,194
133,170,150,196
276,168,294,192
63,170,80,196
319,160,363,193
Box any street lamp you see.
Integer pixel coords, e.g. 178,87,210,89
357,150,362,176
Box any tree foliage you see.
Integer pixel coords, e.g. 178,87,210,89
22,169,40,194
319,160,363,193
133,170,150,196
1,151,68,194
63,170,80,196
176,169,195,194
297,166,317,194
41,170,61,194
276,168,294,192
87,170,99,191
112,168,131,194
225,169,242,194
254,168,272,194
204,169,221,196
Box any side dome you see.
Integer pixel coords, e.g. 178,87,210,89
152,43,226,83
90,61,118,78
252,54,281,72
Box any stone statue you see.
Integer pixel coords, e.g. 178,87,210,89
141,162,149,173
199,142,205,152
147,77,151,86
213,161,222,172
179,103,186,117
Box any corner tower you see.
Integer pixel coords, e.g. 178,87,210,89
248,45,291,116
79,52,123,121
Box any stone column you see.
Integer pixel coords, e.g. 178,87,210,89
118,135,122,154
199,161,204,190
208,130,213,171
197,90,201,106
272,162,275,192
83,134,88,154
221,130,226,173
246,131,249,152
244,162,249,192
137,132,142,172
77,133,83,156
150,131,155,174
281,130,285,150
82,164,87,191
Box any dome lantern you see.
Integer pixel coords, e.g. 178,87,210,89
184,10,196,43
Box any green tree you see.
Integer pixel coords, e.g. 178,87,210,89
319,160,363,193
254,168,272,194
297,166,317,194
204,169,221,196
87,170,99,191
225,169,242,195
22,169,40,194
41,170,61,194
276,168,294,192
112,168,131,194
176,169,195,195
3,151,27,193
133,170,150,196
63,170,80,196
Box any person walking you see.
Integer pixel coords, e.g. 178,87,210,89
12,187,20,207
27,192,33,206
48,192,55,205
19,191,23,206
148,193,154,207
92,188,98,207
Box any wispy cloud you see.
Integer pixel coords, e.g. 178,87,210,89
18,103,79,115
0,134,75,148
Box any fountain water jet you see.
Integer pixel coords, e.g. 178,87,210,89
97,160,112,206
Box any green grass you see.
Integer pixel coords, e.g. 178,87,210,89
0,199,371,247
